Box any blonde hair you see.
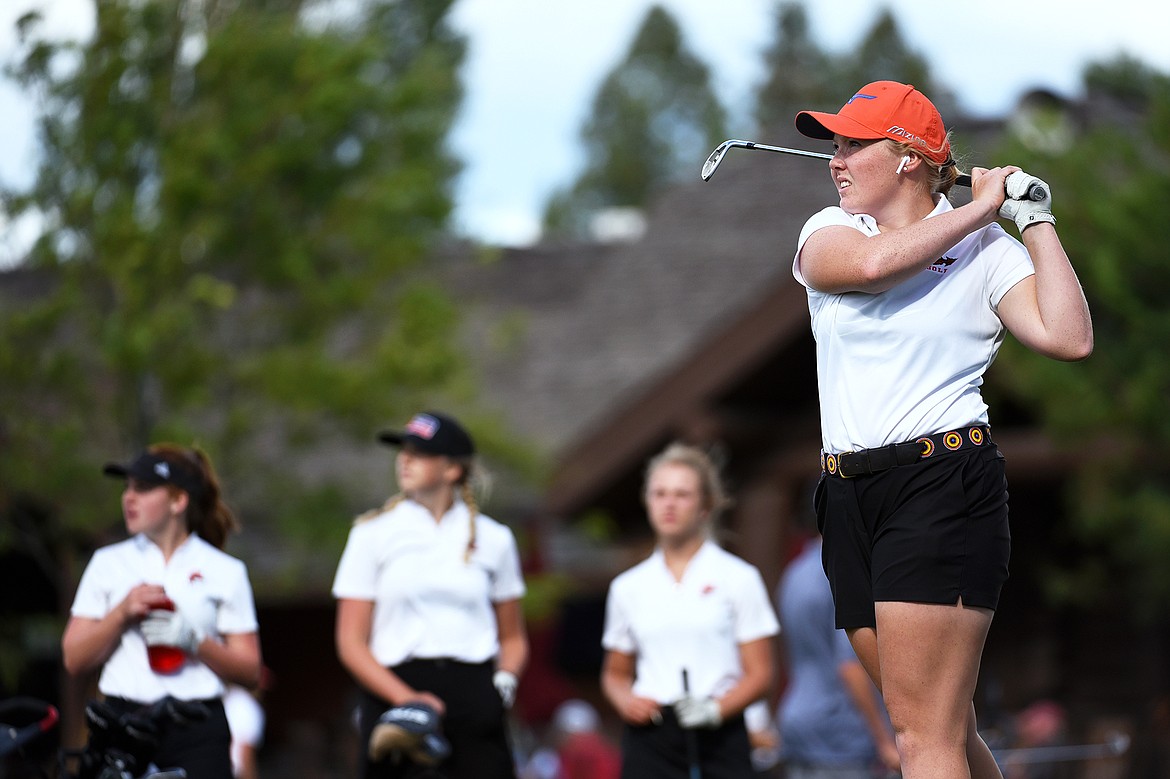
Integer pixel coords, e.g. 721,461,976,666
149,443,239,550
642,442,732,521
356,455,490,563
891,134,960,195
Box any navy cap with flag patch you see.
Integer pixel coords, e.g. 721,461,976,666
103,450,205,498
377,411,475,457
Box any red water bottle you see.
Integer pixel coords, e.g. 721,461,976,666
145,597,186,674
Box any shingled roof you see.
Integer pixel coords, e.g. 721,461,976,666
448,143,841,508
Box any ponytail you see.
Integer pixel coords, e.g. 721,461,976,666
149,443,239,550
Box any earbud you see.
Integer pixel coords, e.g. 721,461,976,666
896,156,911,175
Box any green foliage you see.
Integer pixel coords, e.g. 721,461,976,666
754,3,843,134
754,5,954,136
542,5,727,239
0,0,471,584
991,58,1170,619
838,10,935,96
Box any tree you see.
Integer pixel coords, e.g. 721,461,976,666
989,56,1170,620
839,10,957,119
0,0,470,586
753,2,842,137
752,4,957,146
542,5,727,239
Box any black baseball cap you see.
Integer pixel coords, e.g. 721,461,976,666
103,450,204,497
377,411,475,457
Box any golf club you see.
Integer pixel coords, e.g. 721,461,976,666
702,138,1048,202
992,731,1130,765
681,669,701,779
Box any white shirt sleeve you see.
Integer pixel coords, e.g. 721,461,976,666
488,525,526,602
793,206,862,288
600,576,635,654
733,566,781,644
70,548,114,619
217,558,260,635
331,521,378,600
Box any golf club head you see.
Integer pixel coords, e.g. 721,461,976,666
701,140,736,181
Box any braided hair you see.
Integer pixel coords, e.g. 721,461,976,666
356,455,489,564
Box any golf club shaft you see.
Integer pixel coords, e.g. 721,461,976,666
704,138,1060,196
681,669,701,779
993,734,1130,765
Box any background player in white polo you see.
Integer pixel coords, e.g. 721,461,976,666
333,411,528,779
601,442,779,778
62,444,263,779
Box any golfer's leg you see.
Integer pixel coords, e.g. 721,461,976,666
845,626,881,691
875,600,999,779
966,701,1003,779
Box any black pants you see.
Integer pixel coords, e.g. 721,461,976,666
102,696,232,779
621,707,753,779
357,659,514,779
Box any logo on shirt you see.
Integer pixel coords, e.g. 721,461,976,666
700,584,716,595
928,255,959,274
188,571,203,583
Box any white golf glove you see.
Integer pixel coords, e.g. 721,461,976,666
493,670,518,709
999,171,1055,233
141,607,205,655
675,696,722,729
1004,170,1050,204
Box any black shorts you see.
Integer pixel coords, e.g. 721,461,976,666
103,696,232,779
620,706,752,779
815,444,1011,630
357,658,513,779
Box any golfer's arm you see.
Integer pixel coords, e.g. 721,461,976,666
718,637,775,719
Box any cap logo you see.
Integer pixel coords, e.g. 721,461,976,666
886,124,928,149
154,462,171,479
405,414,440,440
846,92,877,105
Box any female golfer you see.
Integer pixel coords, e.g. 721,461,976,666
601,442,778,778
333,411,528,779
63,444,262,779
792,80,1093,778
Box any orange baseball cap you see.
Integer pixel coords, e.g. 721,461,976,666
795,81,950,164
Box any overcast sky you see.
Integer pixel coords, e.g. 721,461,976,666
3,0,1168,256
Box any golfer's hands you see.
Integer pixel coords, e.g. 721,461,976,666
118,584,170,626
970,166,1015,223
999,171,1055,233
614,694,663,726
493,670,518,709
676,696,723,729
141,606,204,654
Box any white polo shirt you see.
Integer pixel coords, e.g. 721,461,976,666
331,498,526,667
69,533,259,702
602,540,779,704
793,197,1035,453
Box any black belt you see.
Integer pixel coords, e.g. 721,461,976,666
821,425,991,478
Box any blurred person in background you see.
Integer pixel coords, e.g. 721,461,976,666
62,444,263,779
224,669,271,779
549,698,620,779
333,411,528,779
775,512,899,779
601,442,779,778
